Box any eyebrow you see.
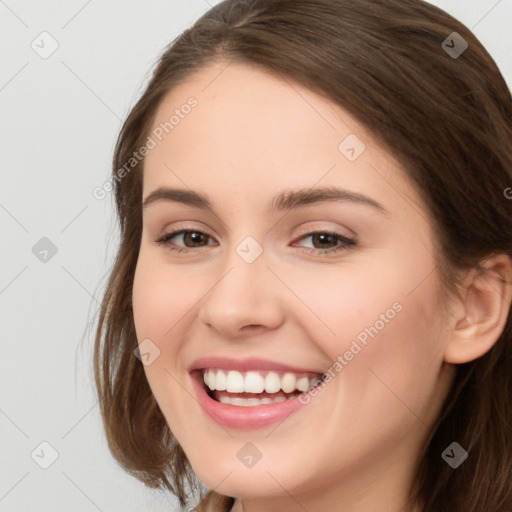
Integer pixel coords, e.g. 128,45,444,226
142,186,388,215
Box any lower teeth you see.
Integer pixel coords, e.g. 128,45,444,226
217,395,299,406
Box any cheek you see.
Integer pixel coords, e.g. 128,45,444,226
131,250,192,403
132,249,201,347
287,250,445,400
131,251,201,437
282,262,447,472
343,276,445,427
284,254,438,349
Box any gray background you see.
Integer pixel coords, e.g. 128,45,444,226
1,1,511,511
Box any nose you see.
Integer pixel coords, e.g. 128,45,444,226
198,244,286,338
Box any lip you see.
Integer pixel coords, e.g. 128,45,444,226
189,356,324,374
190,371,316,429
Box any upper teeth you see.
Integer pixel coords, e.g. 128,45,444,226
203,369,319,394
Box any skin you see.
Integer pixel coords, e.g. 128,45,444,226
132,60,512,512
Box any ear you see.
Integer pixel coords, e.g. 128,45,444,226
444,254,512,364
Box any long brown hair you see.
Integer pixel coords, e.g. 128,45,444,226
93,1,512,510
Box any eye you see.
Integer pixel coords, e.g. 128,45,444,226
155,228,356,255
155,229,217,253
292,231,356,255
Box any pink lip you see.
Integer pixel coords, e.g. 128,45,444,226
190,371,314,429
189,356,323,374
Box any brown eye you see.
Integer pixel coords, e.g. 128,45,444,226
293,231,356,255
156,230,216,251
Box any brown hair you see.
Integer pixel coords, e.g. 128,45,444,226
93,0,512,510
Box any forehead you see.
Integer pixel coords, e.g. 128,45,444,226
142,60,425,221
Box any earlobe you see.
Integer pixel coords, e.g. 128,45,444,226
444,254,512,364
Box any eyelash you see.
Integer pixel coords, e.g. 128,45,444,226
155,229,356,256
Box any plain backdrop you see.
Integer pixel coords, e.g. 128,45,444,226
1,1,511,511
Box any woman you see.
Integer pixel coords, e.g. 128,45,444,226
93,1,512,511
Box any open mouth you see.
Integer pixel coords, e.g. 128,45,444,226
200,368,323,407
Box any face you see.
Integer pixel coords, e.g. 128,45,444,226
132,61,456,510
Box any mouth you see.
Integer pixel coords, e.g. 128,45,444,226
189,359,325,429
201,368,322,406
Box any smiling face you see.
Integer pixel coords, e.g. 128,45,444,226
132,60,457,511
